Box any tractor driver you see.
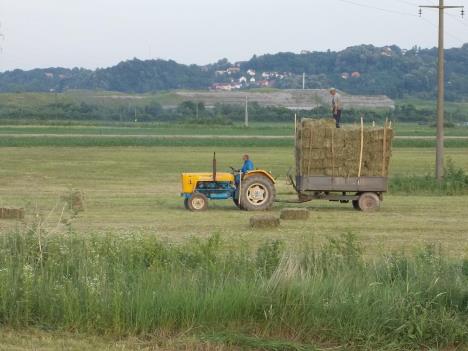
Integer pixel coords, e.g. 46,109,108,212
235,154,254,185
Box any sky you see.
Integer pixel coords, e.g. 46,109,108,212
0,0,467,71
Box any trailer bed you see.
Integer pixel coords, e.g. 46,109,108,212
296,176,388,193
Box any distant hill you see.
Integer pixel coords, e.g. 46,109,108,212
1,44,467,100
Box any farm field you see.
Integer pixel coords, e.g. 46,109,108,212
1,121,468,137
0,146,467,255
0,133,467,350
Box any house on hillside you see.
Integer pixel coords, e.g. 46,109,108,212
239,76,247,84
250,77,256,83
212,83,233,91
351,71,361,78
227,67,240,74
247,69,256,76
341,72,350,80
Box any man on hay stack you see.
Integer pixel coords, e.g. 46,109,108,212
329,87,343,128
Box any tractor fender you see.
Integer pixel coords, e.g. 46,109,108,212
244,170,276,184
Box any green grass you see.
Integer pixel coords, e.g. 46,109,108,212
0,143,467,350
1,231,467,350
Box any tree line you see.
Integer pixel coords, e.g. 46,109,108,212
0,44,467,100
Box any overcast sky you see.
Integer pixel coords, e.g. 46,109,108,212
0,0,467,71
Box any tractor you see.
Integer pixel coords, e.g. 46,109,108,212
181,153,276,212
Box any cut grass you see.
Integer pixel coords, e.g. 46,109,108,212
0,146,467,257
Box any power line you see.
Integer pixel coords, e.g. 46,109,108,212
420,16,466,42
335,0,466,43
394,0,420,7
335,0,418,17
446,11,468,28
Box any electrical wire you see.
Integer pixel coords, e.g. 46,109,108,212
335,0,418,17
420,16,467,43
446,11,468,28
335,0,467,45
393,0,420,7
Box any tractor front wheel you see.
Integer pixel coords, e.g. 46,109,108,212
239,175,275,211
186,193,208,212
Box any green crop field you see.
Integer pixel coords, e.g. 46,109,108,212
0,127,467,350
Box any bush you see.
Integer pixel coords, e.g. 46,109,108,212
390,159,468,195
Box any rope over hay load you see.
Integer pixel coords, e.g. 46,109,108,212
295,119,394,177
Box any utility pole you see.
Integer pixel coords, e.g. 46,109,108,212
244,96,249,127
419,1,464,181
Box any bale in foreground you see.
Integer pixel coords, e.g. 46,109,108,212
249,215,280,228
0,208,25,220
280,208,310,220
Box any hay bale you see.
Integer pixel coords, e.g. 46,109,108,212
0,208,25,220
280,208,310,220
296,118,393,177
249,215,280,229
62,189,85,213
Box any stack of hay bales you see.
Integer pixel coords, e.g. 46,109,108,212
296,119,393,177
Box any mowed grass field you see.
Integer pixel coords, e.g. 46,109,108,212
0,145,467,257
0,122,467,351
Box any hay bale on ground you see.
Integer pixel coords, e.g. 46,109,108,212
250,215,280,229
0,208,25,220
280,208,310,220
62,189,85,213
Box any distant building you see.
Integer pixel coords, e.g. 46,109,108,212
45,72,54,79
239,76,247,83
212,83,233,91
212,83,241,91
341,72,350,80
249,77,256,83
258,80,270,87
215,70,227,76
247,69,256,76
227,67,240,74
351,71,361,78
381,47,392,57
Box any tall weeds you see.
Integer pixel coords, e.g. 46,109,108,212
390,159,468,195
0,231,467,350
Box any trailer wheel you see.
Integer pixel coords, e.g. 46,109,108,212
239,175,275,211
187,193,208,212
357,192,380,212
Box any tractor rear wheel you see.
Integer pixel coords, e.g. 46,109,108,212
357,192,380,212
187,193,208,212
239,175,275,211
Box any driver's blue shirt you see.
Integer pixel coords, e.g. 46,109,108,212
241,159,254,173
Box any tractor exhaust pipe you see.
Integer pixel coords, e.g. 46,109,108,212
213,152,217,182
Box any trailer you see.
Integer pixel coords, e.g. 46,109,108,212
285,117,393,212
288,174,387,211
